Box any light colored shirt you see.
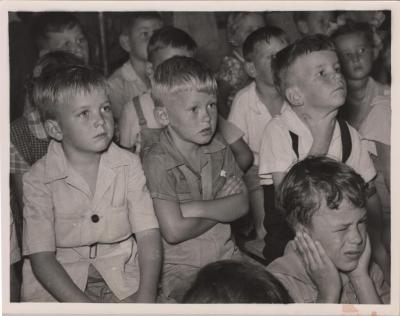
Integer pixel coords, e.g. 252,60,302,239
10,210,21,264
259,103,376,185
228,81,277,166
108,61,149,119
267,241,390,304
22,141,158,301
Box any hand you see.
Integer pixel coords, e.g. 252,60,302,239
348,234,371,281
294,231,341,303
216,176,246,198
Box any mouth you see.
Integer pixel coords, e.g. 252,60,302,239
199,127,213,136
94,132,108,139
344,250,362,259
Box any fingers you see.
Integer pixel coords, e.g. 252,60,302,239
294,232,323,270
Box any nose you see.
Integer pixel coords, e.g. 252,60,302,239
349,52,361,63
349,226,363,245
200,107,212,123
93,111,106,128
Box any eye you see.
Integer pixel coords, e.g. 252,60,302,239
334,65,342,73
207,102,216,110
358,47,366,55
190,106,198,113
79,110,90,118
101,105,112,113
140,31,150,39
318,70,326,77
77,36,87,45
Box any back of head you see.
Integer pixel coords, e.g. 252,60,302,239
147,26,198,64
243,25,288,62
330,21,374,46
183,260,293,303
278,156,367,231
33,64,107,122
151,56,217,108
272,34,335,97
120,11,163,35
31,12,81,50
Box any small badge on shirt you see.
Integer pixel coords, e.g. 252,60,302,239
220,170,227,178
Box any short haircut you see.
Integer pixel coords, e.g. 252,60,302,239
183,260,293,303
330,21,374,47
33,65,108,121
147,26,198,64
242,26,288,62
278,156,367,231
272,34,336,96
120,12,163,35
31,12,82,50
151,56,217,108
27,51,86,108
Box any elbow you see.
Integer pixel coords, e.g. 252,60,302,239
161,227,184,245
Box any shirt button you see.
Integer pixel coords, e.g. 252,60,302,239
91,214,99,223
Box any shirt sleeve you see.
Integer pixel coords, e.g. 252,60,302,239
126,154,159,233
107,76,128,118
228,93,248,144
10,210,21,264
258,119,296,181
347,125,377,183
142,150,179,202
370,262,390,304
22,161,56,256
217,115,244,145
361,102,391,146
118,100,140,149
10,142,30,174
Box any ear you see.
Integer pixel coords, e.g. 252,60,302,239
44,119,63,141
153,106,169,127
119,34,131,53
286,86,304,106
294,222,311,235
244,61,257,78
296,20,309,35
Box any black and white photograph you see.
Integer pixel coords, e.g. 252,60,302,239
2,1,399,315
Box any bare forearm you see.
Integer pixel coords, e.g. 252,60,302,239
30,252,91,302
181,192,248,222
350,276,381,304
135,229,162,302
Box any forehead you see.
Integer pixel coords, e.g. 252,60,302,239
253,37,287,55
165,89,215,108
291,50,338,72
335,32,369,47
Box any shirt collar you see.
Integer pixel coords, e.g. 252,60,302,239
44,141,130,183
121,60,146,85
159,128,226,170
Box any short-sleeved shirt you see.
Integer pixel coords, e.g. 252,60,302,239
229,81,279,166
119,91,244,152
107,61,149,119
258,103,376,185
10,210,21,264
143,129,242,267
267,241,390,304
22,141,158,301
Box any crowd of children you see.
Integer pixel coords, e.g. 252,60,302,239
9,10,391,304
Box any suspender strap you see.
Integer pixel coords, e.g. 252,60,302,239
289,131,299,159
338,118,352,163
132,95,148,128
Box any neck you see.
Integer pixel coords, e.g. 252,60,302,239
167,126,201,159
255,80,284,114
347,77,369,98
129,57,150,88
62,144,101,171
292,105,338,123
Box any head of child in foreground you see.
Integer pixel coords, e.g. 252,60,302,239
146,26,198,77
32,12,89,63
27,51,86,109
119,12,164,62
293,11,338,37
33,65,114,154
279,156,368,273
272,35,346,114
331,22,377,82
183,260,293,303
226,12,266,51
243,26,289,86
151,56,218,146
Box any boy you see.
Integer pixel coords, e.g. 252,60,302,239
267,156,390,304
228,26,288,240
108,12,163,119
293,11,338,37
331,21,391,259
258,35,389,280
21,65,161,302
118,26,253,172
31,12,89,63
143,56,249,302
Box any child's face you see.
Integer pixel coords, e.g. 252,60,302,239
42,25,89,64
251,37,288,85
234,13,265,47
126,18,163,61
165,90,218,146
289,50,346,114
307,199,367,272
56,88,114,154
334,33,374,81
304,11,337,36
